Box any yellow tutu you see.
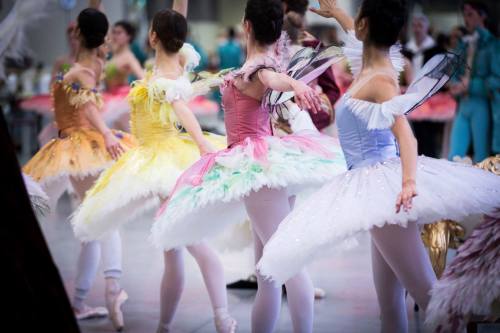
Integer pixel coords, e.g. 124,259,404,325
73,74,226,240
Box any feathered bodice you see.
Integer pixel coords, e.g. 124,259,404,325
52,75,103,133
128,75,193,145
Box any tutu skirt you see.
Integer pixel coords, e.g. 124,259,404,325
23,128,135,186
257,156,500,284
22,173,49,215
72,133,225,240
151,131,347,250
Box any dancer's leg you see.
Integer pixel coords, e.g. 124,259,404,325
187,242,236,332
371,240,407,333
73,240,101,311
370,223,437,311
245,187,314,333
157,248,185,332
71,175,102,313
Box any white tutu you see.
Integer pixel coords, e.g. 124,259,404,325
22,173,49,215
257,156,500,284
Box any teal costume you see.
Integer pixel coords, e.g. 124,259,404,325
449,28,495,162
488,38,500,154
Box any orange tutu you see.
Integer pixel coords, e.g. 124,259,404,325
23,128,136,185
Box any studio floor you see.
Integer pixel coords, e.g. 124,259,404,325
39,195,497,333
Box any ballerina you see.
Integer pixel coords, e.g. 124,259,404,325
72,1,236,332
152,0,347,331
23,7,135,330
257,1,500,332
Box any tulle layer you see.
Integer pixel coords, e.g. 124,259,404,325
257,157,500,284
72,133,225,241
151,131,347,250
23,128,136,186
22,173,49,215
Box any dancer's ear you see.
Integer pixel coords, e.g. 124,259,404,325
354,16,368,42
149,28,158,49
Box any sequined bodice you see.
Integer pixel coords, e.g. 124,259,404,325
336,94,399,169
222,82,272,147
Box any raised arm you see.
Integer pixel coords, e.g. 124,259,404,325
257,69,322,113
172,0,188,17
171,99,214,155
310,0,354,32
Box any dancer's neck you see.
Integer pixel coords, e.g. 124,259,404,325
246,40,270,62
362,44,393,72
154,50,181,78
76,48,100,68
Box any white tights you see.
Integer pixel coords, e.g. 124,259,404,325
370,223,437,333
157,243,229,331
245,187,314,333
70,176,123,309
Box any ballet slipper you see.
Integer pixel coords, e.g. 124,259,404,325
214,309,237,333
106,289,128,331
314,287,326,299
74,304,108,320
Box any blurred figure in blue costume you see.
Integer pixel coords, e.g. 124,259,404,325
217,27,244,70
488,37,500,154
448,1,495,162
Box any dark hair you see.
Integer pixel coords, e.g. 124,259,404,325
462,1,488,17
283,12,303,44
228,27,236,40
282,0,308,15
152,9,187,53
358,0,407,47
77,8,109,49
114,20,136,43
244,0,284,45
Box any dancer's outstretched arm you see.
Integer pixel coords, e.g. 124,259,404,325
258,69,322,113
172,99,214,155
309,0,354,32
173,0,188,17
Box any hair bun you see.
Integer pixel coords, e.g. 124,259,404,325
244,0,284,45
77,8,109,49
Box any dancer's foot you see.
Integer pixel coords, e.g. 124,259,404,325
156,323,172,333
226,275,257,289
106,289,128,331
73,304,108,320
214,308,237,333
314,287,326,299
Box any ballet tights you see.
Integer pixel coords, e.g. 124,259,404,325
70,176,123,310
157,243,229,331
244,187,314,333
370,223,437,333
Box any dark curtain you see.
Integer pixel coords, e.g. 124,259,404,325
0,109,79,332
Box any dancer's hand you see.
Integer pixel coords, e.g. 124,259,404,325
293,81,322,114
198,140,216,156
310,0,338,18
396,179,417,213
104,131,124,160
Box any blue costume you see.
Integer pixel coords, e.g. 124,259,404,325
488,37,500,154
449,27,495,162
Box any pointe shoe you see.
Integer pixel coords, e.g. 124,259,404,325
74,304,108,320
106,289,128,331
215,312,237,333
314,287,326,299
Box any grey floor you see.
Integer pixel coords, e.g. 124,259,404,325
39,195,498,333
